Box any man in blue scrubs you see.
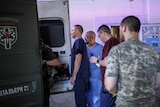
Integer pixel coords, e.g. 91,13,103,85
70,25,90,107
85,31,103,107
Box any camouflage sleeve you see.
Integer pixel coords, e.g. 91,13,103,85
105,46,119,77
158,53,160,72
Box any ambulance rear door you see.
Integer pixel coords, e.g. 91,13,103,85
0,0,43,106
37,0,73,93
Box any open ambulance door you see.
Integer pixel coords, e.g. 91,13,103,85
37,0,73,93
0,0,44,106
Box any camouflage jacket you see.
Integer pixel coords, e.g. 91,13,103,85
105,38,160,107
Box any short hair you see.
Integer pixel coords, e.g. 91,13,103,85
97,24,111,34
86,31,96,38
120,15,141,32
74,24,83,34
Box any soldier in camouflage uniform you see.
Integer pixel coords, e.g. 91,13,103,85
104,15,160,107
41,41,61,107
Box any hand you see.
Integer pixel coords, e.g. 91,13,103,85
70,76,76,85
90,56,98,63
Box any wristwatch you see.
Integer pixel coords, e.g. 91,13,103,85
97,59,100,63
112,93,117,97
43,60,47,65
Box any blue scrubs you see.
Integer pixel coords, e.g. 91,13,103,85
87,43,103,107
100,84,116,107
71,38,90,107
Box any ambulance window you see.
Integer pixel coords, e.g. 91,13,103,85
39,20,65,47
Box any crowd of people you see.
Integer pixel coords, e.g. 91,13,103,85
70,15,160,107
42,15,160,107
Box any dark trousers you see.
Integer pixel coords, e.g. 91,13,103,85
43,72,50,107
100,84,116,107
74,78,88,107
44,87,50,107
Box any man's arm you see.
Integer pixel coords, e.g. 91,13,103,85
104,46,119,95
42,45,61,66
90,56,107,67
104,76,117,95
99,56,107,67
45,59,60,66
70,53,82,85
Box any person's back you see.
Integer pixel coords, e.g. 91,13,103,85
104,15,160,107
114,39,159,106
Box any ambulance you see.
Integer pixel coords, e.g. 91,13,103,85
37,0,73,93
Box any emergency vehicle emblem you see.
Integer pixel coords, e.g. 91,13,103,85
0,17,18,50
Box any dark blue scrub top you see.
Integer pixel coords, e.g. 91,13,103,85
71,38,90,79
